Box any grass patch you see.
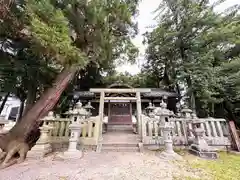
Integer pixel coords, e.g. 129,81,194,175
173,176,203,180
187,151,240,180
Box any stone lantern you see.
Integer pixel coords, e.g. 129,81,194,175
70,101,90,123
175,102,182,118
181,106,193,118
64,107,73,118
189,113,218,159
28,112,54,158
84,101,94,118
154,100,174,126
42,111,55,126
152,99,182,160
64,100,88,158
145,102,155,117
158,122,182,160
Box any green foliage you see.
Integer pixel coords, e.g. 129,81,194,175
218,57,240,101
102,71,147,88
27,0,86,67
61,0,140,90
0,0,140,115
144,0,240,118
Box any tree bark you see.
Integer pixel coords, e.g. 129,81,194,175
17,100,25,122
0,92,10,115
23,83,37,116
0,67,78,168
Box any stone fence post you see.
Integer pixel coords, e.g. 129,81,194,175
0,117,15,134
189,114,218,159
28,112,54,158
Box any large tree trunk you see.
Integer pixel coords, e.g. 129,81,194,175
0,67,78,168
0,92,10,114
16,99,25,122
23,83,37,116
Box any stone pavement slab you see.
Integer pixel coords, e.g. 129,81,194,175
0,151,199,180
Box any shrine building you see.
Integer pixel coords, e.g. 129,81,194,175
73,84,178,126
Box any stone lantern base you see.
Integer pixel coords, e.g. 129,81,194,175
27,126,53,158
189,144,218,159
62,149,83,159
27,143,52,158
189,128,218,159
158,151,183,161
61,123,83,159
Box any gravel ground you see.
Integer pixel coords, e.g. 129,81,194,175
0,151,201,180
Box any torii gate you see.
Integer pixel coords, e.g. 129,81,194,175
90,88,151,143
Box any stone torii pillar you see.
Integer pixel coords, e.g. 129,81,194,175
136,91,142,139
96,91,105,152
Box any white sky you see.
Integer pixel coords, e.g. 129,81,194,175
115,0,240,75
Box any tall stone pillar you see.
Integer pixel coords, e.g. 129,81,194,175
136,92,142,139
96,91,105,152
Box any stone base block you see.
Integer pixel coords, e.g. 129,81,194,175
138,143,144,153
158,151,183,161
61,150,83,159
189,148,218,159
133,124,137,134
27,143,52,158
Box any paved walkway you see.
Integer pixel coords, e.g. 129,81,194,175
0,151,199,180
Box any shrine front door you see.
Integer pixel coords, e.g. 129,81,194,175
109,102,132,125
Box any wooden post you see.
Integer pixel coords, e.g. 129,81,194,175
96,91,105,152
229,121,240,151
136,92,142,140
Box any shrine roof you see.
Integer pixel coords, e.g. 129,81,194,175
142,88,177,97
73,91,95,97
73,88,177,98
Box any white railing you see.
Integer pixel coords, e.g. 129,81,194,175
78,116,100,145
0,115,101,151
43,118,70,144
43,116,101,148
1,114,232,151
141,115,231,147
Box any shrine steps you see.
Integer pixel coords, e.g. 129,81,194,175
101,130,140,152
107,124,133,132
101,143,140,152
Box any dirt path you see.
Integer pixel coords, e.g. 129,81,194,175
0,151,201,180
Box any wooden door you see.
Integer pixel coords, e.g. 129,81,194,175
109,103,132,125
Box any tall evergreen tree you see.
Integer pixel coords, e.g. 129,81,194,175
0,0,139,168
144,0,240,117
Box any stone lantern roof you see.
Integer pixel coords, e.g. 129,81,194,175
41,111,55,121
71,101,89,116
84,101,95,110
154,100,174,117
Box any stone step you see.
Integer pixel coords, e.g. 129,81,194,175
103,143,138,147
107,124,133,132
101,143,139,152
